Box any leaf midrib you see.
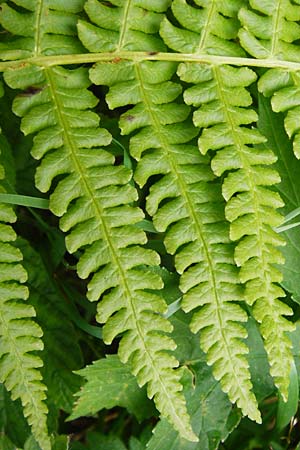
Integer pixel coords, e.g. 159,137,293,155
196,0,216,53
117,0,132,51
270,0,283,58
33,0,44,57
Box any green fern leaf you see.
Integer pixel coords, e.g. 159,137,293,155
89,57,261,422
18,238,83,414
238,2,300,394
70,355,154,422
0,3,197,441
178,61,294,400
78,0,170,53
7,65,197,442
159,0,245,56
155,0,295,402
0,128,50,448
258,69,300,159
238,0,300,61
0,0,85,60
239,1,300,159
1,0,297,439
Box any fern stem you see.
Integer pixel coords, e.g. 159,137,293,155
2,53,300,71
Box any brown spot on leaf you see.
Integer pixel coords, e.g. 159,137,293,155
20,86,44,97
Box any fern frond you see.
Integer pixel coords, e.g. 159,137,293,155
70,355,153,422
178,62,295,399
2,62,197,442
159,0,244,56
0,124,50,448
78,0,170,53
0,2,197,441
258,69,300,159
89,57,261,422
0,0,85,60
238,0,300,61
238,1,300,159
18,238,83,413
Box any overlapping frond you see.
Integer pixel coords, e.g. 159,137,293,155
70,355,153,422
78,0,170,53
258,70,300,158
0,92,50,449
178,62,294,399
0,7,197,439
238,1,300,159
0,0,85,60
159,0,244,56
89,57,260,422
238,0,300,61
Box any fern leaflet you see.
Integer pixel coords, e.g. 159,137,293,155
0,87,50,449
238,0,300,61
157,0,295,401
79,0,264,422
178,61,294,400
78,0,171,53
238,1,300,159
159,0,244,56
0,1,196,441
89,56,260,422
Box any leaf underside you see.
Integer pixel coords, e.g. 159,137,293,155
0,0,299,445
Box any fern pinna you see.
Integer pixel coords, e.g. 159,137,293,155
81,0,262,423
88,57,261,423
159,0,295,401
0,0,196,443
0,85,50,448
0,0,299,446
239,1,300,159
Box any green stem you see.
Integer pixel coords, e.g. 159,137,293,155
1,52,300,71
